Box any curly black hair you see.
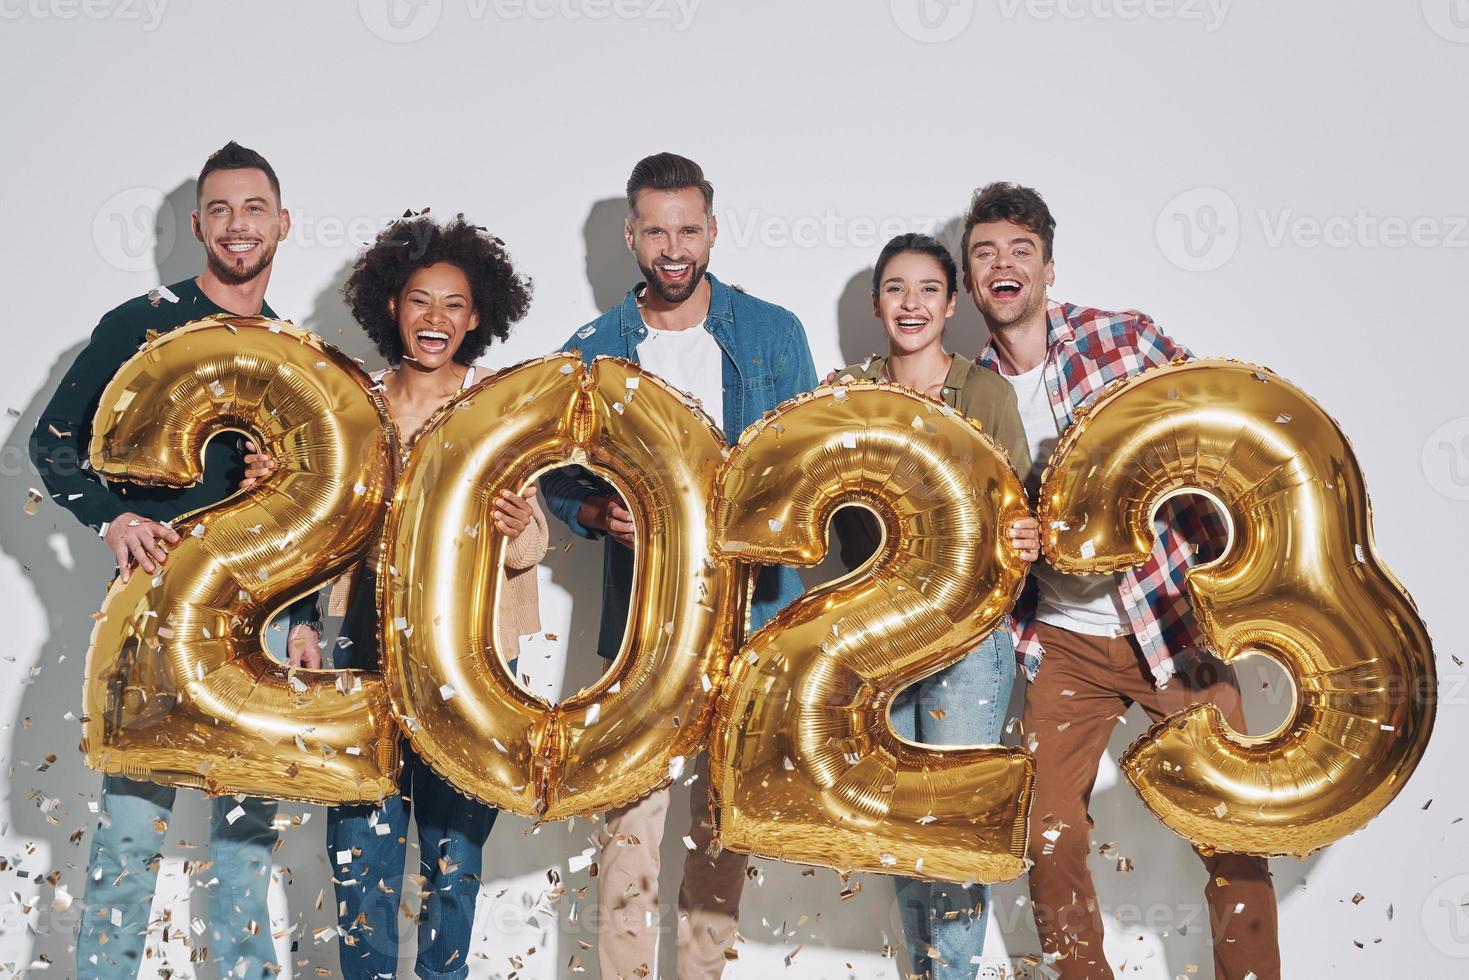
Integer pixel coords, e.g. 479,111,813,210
343,213,532,366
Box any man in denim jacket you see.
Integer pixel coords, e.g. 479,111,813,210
541,152,816,980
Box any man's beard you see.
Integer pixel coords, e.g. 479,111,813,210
206,241,276,284
639,258,707,304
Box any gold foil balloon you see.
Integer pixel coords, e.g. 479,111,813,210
708,382,1036,884
83,316,401,804
381,353,739,819
1039,359,1436,857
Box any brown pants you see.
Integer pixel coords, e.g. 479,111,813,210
1023,622,1281,980
596,755,748,980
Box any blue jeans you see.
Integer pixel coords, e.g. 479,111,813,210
890,630,1018,979
75,775,279,979
327,743,498,980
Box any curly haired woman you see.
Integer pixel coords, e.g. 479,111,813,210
243,214,540,979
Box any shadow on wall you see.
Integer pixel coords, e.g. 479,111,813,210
583,196,637,315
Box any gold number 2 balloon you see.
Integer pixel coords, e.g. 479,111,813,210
83,316,401,804
1039,359,1436,857
708,383,1036,884
381,353,739,819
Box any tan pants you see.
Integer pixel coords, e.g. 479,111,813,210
596,755,747,980
1024,622,1281,980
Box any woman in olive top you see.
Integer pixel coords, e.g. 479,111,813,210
829,233,1038,980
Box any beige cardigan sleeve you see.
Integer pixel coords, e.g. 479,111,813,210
505,492,549,570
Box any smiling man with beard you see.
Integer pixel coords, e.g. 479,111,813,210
30,141,317,980
541,152,817,980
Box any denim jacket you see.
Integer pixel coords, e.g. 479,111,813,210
540,272,818,658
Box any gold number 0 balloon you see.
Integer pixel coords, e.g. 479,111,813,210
1039,359,1436,857
381,353,739,819
84,316,401,804
708,383,1036,883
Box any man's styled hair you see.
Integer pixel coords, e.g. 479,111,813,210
625,152,714,217
197,141,281,204
959,182,1057,268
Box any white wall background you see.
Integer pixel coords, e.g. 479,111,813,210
1,1,1466,977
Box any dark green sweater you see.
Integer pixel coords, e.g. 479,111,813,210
30,277,315,624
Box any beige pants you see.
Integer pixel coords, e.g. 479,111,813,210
596,755,747,980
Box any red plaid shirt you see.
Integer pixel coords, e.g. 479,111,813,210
976,301,1228,685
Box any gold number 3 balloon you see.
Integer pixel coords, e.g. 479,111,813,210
1039,359,1436,857
708,382,1036,883
83,316,401,804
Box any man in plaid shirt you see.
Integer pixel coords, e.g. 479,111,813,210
963,182,1280,979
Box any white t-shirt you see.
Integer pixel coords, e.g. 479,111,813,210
1002,360,1131,637
635,319,725,432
